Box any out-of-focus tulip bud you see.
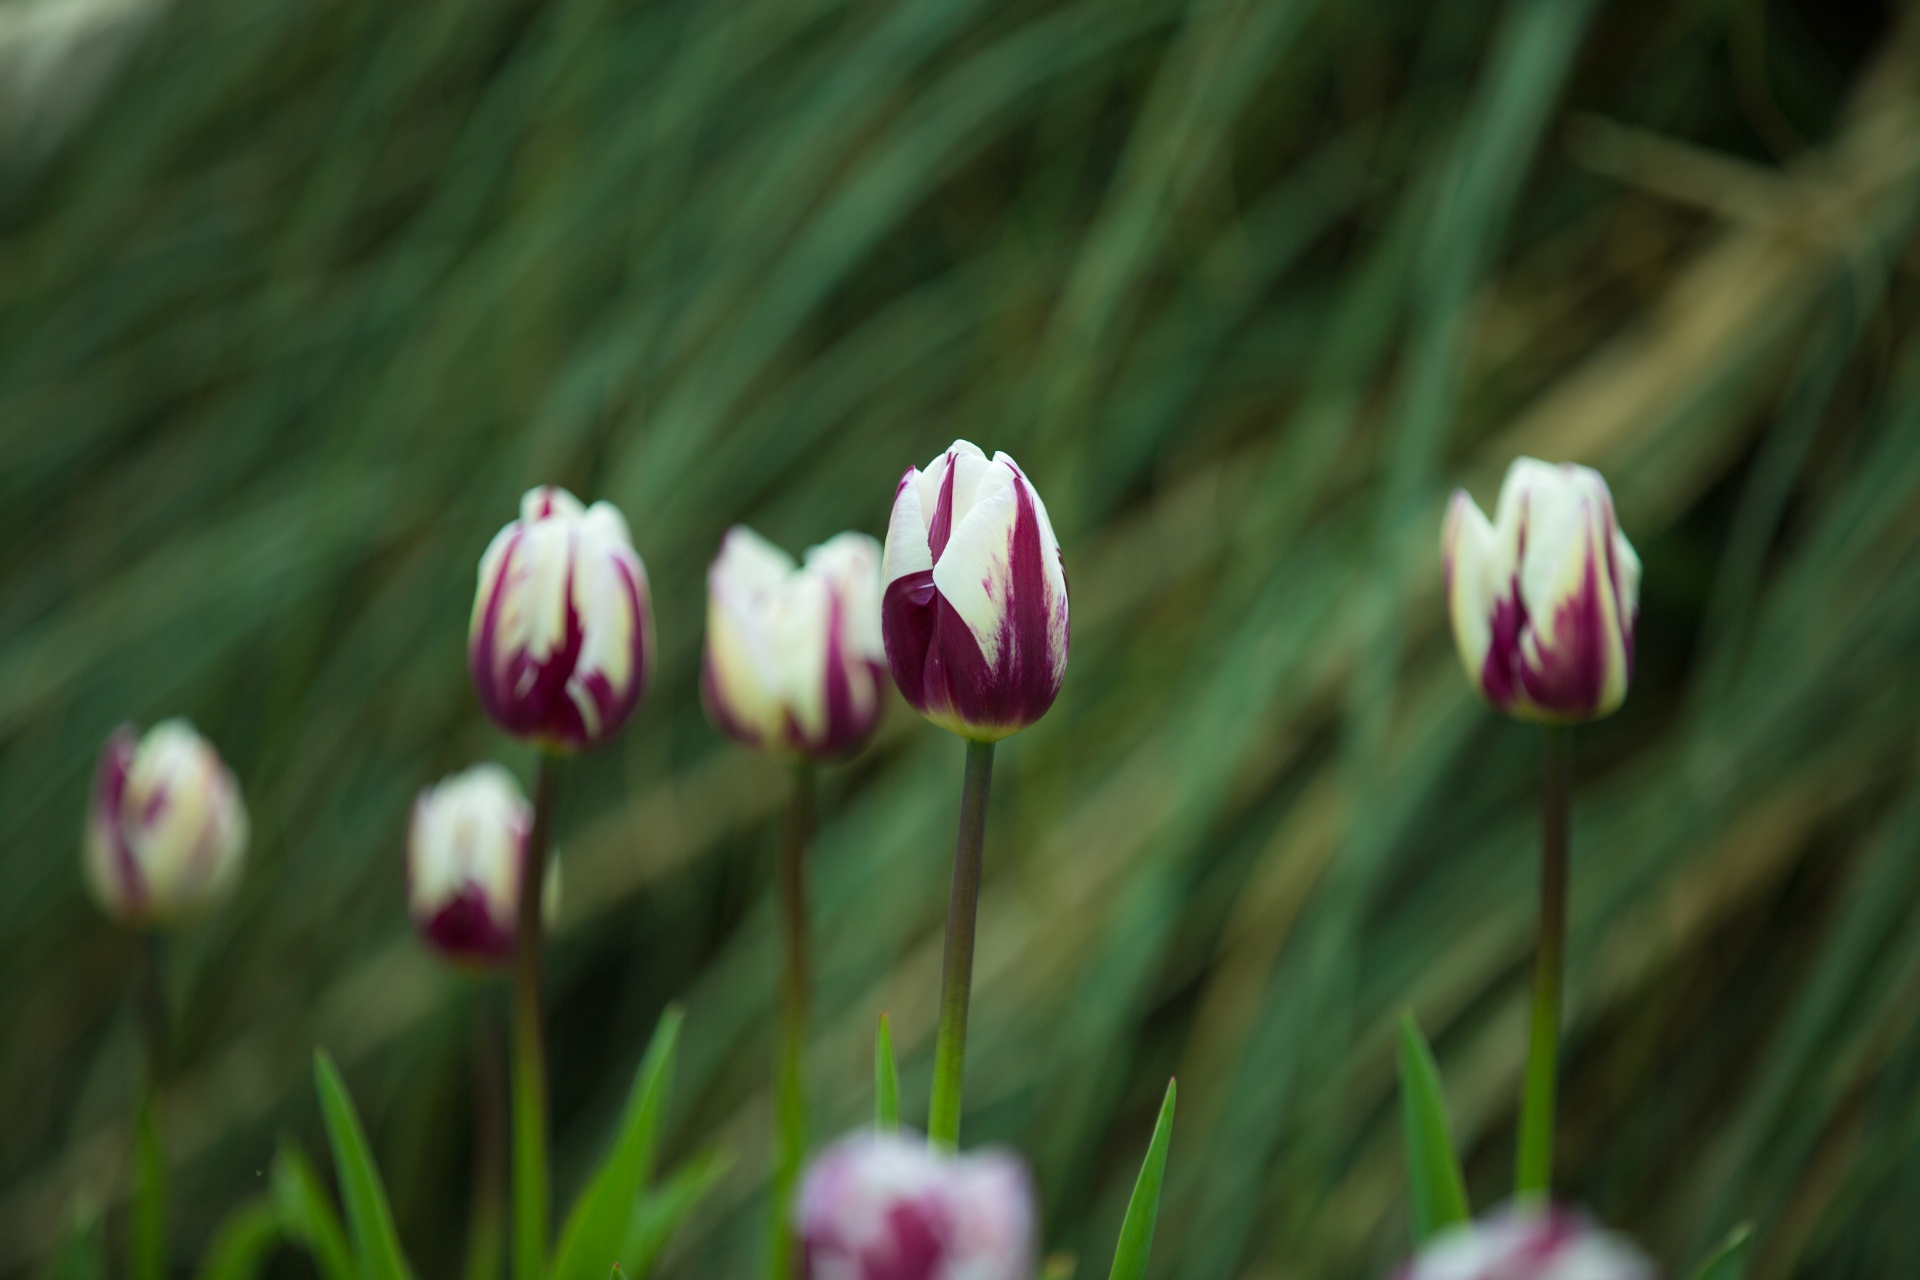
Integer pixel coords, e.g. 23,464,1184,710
469,486,654,752
1396,1205,1655,1280
407,764,561,967
881,442,1069,743
797,1132,1035,1280
84,720,248,927
702,526,887,760
1443,458,1641,725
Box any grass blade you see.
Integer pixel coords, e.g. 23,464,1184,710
194,1198,282,1280
271,1143,355,1280
551,1008,683,1280
620,1150,732,1280
314,1052,410,1280
875,1013,899,1131
1397,1012,1471,1242
1107,1079,1175,1280
1688,1226,1753,1280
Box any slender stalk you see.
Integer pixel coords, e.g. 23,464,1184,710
768,761,814,1280
511,754,560,1280
1515,726,1572,1199
466,994,507,1280
927,739,996,1151
131,934,169,1280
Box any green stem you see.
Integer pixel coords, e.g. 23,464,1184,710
768,761,814,1280
512,755,560,1280
927,739,996,1151
1516,726,1571,1200
467,995,507,1280
132,935,169,1280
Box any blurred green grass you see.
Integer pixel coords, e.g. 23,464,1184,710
3,0,1920,1277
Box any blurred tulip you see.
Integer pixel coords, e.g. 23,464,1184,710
469,486,653,752
881,441,1069,742
702,526,887,759
1397,1205,1655,1280
84,720,248,927
408,764,562,968
796,1132,1035,1280
1443,458,1641,725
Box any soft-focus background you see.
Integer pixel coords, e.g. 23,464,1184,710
4,0,1919,1276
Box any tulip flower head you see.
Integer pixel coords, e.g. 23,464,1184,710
1396,1204,1656,1280
470,486,654,752
407,764,559,968
703,526,887,760
1443,458,1641,725
84,720,248,927
796,1132,1035,1280
881,442,1069,742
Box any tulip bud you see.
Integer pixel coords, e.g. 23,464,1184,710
1443,458,1641,725
407,764,560,967
1396,1205,1655,1280
796,1132,1035,1280
702,526,887,760
84,720,248,927
469,487,654,752
881,442,1069,742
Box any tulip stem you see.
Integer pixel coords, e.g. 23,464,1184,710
468,995,507,1280
928,739,996,1151
131,934,169,1280
1516,726,1571,1200
769,761,814,1280
511,753,560,1280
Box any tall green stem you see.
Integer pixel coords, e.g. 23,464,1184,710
467,995,507,1280
1516,726,1571,1199
928,739,996,1151
131,935,169,1280
512,755,560,1280
768,761,814,1280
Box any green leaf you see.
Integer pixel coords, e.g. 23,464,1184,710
551,1007,684,1280
313,1052,411,1280
1397,1012,1471,1242
620,1150,731,1280
1106,1079,1175,1280
1687,1226,1753,1280
194,1198,283,1280
42,1203,104,1280
272,1143,356,1280
131,1088,168,1280
875,1013,899,1132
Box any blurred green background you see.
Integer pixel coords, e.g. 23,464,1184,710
4,0,1920,1275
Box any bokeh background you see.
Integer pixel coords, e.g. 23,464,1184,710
4,0,1919,1276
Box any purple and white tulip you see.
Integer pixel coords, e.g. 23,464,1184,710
1443,458,1641,725
470,486,654,752
881,442,1069,742
702,526,888,760
796,1132,1036,1280
407,764,559,967
1396,1204,1656,1280
84,720,248,927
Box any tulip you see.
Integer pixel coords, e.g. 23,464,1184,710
1397,1205,1654,1280
703,526,887,759
469,486,654,753
1443,458,1640,725
84,719,248,927
881,441,1069,743
796,1132,1036,1280
408,764,566,968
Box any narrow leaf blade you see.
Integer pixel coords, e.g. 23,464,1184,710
1397,1012,1470,1242
313,1052,411,1280
1687,1226,1753,1280
194,1198,283,1280
1107,1079,1175,1280
620,1150,732,1280
131,1089,168,1280
875,1014,899,1132
552,1007,684,1280
271,1143,356,1280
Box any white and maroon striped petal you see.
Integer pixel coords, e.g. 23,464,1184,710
469,486,653,751
83,720,248,927
407,764,533,968
1397,1204,1655,1280
881,443,1068,742
1442,458,1639,725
